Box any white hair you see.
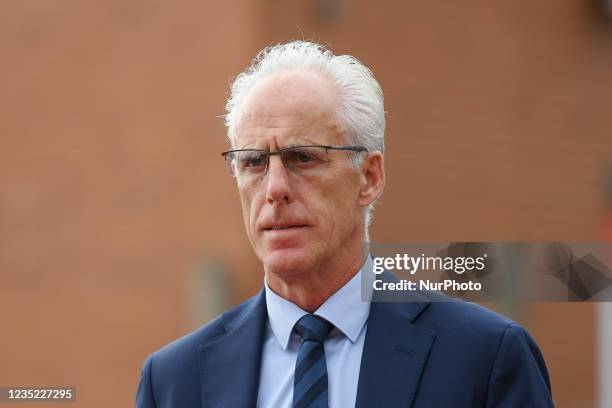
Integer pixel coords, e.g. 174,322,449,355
225,40,385,239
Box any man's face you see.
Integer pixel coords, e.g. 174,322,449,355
233,70,365,278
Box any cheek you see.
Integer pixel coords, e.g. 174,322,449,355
238,186,258,237
316,174,361,231
325,169,359,203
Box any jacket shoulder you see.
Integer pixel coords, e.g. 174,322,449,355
415,298,525,366
148,290,264,373
423,298,513,330
412,299,552,406
136,291,265,407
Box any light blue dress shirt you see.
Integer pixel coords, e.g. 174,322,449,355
256,256,373,408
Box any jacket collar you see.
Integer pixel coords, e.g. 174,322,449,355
355,271,435,408
198,289,267,408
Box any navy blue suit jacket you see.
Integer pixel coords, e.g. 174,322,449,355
136,282,554,407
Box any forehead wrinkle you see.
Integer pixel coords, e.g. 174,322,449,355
241,106,334,127
237,111,334,142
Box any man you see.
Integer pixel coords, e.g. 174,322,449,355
136,41,554,407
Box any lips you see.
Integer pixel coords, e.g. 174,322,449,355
263,224,307,231
261,222,308,232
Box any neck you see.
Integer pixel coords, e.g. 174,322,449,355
265,242,365,312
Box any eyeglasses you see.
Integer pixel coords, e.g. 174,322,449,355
221,144,368,178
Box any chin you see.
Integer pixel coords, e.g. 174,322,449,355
260,247,314,277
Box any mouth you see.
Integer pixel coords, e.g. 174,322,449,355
263,224,308,232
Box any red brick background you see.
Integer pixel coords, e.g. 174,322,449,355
1,1,611,406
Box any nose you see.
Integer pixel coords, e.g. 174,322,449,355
264,154,293,205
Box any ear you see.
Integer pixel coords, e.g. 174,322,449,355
358,152,385,207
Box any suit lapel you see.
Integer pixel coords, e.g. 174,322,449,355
355,295,436,408
199,290,267,408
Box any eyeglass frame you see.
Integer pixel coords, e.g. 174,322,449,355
220,144,369,178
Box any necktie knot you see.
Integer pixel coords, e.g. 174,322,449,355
294,314,333,342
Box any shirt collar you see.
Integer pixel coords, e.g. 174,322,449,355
264,255,374,350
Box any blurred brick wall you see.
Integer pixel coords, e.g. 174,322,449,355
1,1,611,407
0,1,268,406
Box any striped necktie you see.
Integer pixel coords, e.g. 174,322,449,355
292,314,334,408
